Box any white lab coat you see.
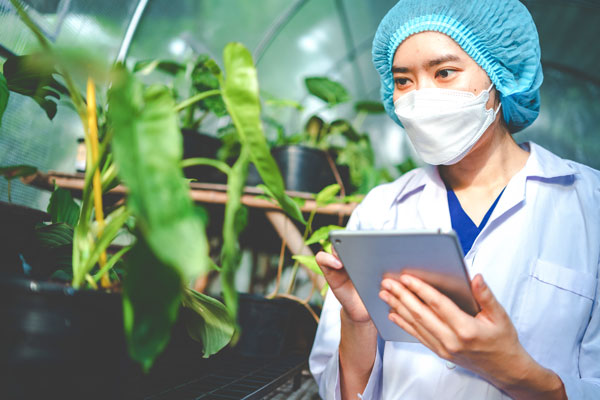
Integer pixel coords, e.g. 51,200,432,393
309,142,600,399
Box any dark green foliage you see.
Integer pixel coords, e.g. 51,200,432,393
122,238,182,372
305,77,350,107
47,186,80,227
2,54,68,120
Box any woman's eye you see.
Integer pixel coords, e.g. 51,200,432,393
394,77,409,87
436,69,456,79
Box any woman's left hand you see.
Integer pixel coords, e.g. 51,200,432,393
379,273,566,399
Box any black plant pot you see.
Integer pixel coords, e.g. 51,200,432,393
0,278,224,399
0,278,132,399
234,293,318,358
181,129,227,184
246,145,351,194
0,201,50,277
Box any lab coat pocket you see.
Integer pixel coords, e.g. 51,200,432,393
518,259,596,371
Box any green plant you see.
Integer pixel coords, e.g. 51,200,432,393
265,76,399,195
8,0,235,371
178,43,307,322
133,55,226,131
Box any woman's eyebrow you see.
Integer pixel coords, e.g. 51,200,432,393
392,54,462,73
426,54,462,68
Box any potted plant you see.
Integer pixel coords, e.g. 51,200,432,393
1,2,238,397
133,55,228,184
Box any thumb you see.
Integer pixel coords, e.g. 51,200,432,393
471,274,504,319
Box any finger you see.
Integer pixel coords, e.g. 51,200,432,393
399,274,471,330
380,289,450,358
382,278,457,345
471,274,506,321
315,250,343,270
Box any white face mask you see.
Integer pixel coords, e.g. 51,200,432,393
393,83,501,165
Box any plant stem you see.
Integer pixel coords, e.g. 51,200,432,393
87,78,110,288
180,157,231,176
266,236,286,299
174,89,220,113
286,209,317,294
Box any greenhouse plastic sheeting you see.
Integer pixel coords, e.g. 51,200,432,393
1,0,599,208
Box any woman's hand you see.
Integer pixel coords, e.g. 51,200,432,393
315,250,370,324
379,273,566,399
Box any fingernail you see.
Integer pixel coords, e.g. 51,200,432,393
381,279,391,290
333,258,343,268
400,275,411,285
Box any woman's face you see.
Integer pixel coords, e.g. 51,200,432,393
392,31,497,110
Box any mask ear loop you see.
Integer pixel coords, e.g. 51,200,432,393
487,83,502,115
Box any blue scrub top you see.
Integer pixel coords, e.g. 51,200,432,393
446,187,505,255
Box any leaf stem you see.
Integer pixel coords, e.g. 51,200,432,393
87,78,109,288
181,157,231,176
174,89,220,113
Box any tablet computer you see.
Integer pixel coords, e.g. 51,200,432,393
329,229,480,342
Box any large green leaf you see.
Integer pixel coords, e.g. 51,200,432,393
220,150,249,318
220,42,305,225
47,186,80,227
108,67,209,282
305,77,350,107
0,72,8,128
123,238,182,372
34,222,73,269
182,288,235,358
2,54,67,120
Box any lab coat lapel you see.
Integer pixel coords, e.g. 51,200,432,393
416,166,452,231
472,142,577,247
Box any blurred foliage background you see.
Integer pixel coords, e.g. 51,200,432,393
1,0,599,208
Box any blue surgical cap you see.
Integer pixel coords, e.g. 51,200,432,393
373,0,543,133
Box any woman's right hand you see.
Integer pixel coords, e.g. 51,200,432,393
315,250,371,324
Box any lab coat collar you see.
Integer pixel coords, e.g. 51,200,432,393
392,141,577,232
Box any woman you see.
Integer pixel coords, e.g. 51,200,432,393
309,1,600,399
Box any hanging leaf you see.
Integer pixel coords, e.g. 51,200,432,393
330,119,360,142
108,66,209,282
0,164,37,180
354,101,385,114
315,183,340,206
220,150,249,318
220,42,305,225
305,77,350,107
2,53,68,120
305,225,345,246
0,72,8,128
47,186,80,227
292,255,323,276
122,237,182,372
182,288,235,358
